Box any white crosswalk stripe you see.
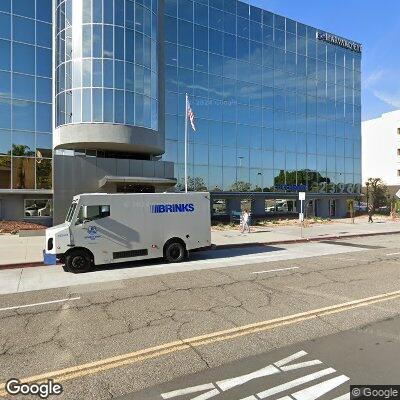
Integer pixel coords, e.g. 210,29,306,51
280,360,323,372
160,350,349,400
291,375,349,400
216,365,280,392
274,351,308,367
256,368,336,399
161,384,215,399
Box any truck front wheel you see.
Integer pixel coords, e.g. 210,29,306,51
164,241,186,263
65,250,92,273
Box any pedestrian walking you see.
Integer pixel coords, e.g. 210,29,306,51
241,210,251,233
368,205,374,223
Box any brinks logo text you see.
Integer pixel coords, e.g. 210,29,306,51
150,203,195,214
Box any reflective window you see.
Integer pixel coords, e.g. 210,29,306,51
13,43,35,74
13,15,35,44
36,47,52,77
0,129,11,155
36,21,52,48
36,103,52,132
36,133,52,158
36,159,52,189
0,39,11,70
13,100,35,131
0,71,11,98
0,97,11,129
76,205,110,224
13,0,35,18
13,73,35,101
0,12,11,40
36,77,52,103
24,199,53,217
12,157,35,189
0,156,11,188
36,0,52,22
0,0,11,13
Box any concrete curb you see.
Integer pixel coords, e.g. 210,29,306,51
19,229,46,237
1,230,400,271
0,261,45,270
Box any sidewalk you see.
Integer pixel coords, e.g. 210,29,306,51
0,218,400,267
0,235,44,265
212,218,400,247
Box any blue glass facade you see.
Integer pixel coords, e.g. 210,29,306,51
0,0,52,190
55,0,159,131
0,0,363,221
162,0,362,195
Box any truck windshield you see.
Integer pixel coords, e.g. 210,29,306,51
65,203,77,222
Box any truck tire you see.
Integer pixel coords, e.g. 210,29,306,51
65,250,92,273
164,241,186,263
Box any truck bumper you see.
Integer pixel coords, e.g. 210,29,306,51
43,250,57,265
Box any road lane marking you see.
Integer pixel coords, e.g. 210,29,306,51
291,374,349,400
161,384,215,399
256,368,336,399
162,351,325,400
331,394,350,400
252,267,299,274
217,365,279,392
2,289,400,395
0,297,81,312
274,350,307,367
386,252,400,256
280,360,323,372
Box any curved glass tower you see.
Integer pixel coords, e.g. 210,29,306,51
54,0,162,154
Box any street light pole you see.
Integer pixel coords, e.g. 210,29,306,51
366,182,370,211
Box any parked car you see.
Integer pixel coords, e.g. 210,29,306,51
266,201,289,213
354,202,367,212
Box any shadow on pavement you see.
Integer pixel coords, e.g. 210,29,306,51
67,245,285,274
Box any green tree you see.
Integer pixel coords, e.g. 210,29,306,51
188,176,207,191
36,159,52,189
11,144,34,156
176,176,207,191
365,178,388,209
230,181,251,192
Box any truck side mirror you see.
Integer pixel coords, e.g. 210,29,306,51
81,219,90,228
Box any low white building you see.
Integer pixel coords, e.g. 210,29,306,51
362,110,400,187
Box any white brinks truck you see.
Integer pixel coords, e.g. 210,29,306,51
44,192,211,272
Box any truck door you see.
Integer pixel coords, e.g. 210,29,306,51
71,204,112,264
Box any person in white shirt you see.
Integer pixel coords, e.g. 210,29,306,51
241,210,250,233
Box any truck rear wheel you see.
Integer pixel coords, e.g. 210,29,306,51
65,250,92,273
164,241,186,263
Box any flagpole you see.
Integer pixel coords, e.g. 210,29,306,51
184,93,188,193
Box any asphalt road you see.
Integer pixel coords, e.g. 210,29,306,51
1,234,400,399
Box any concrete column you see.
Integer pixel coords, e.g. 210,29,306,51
336,198,348,218
316,199,329,218
252,197,266,217
227,198,241,217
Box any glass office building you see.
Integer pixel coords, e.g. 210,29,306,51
55,0,158,130
0,0,53,221
0,0,362,222
162,0,362,205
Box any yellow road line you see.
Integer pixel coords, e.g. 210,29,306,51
1,289,400,396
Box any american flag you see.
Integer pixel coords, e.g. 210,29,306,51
187,98,196,132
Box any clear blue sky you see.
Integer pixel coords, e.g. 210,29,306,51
247,0,400,121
